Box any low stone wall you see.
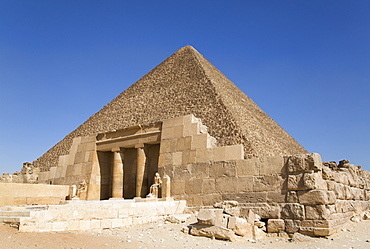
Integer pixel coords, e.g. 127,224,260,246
0,183,69,207
161,155,286,207
161,153,370,236
11,199,186,232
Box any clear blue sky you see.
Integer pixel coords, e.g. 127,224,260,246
0,0,369,173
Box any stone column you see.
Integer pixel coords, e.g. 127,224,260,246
162,174,172,200
111,147,124,199
135,144,146,198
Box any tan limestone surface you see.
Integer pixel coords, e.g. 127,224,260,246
34,46,306,171
1,215,370,249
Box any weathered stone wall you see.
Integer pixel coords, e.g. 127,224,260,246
0,183,69,207
1,199,186,232
38,135,99,200
157,116,370,236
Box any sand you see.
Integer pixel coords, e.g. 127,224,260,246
2,216,370,249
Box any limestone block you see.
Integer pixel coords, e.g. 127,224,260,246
167,164,185,182
322,166,334,180
191,133,210,150
305,205,331,220
287,153,323,174
162,116,185,128
52,221,68,232
185,179,203,195
202,179,216,194
213,200,240,217
232,191,268,204
191,162,209,179
253,226,265,240
190,224,236,242
298,190,336,205
58,155,68,167
224,145,244,161
89,219,102,230
241,204,281,219
260,155,285,175
201,194,222,206
287,174,303,190
267,191,286,203
207,136,217,148
287,172,327,191
286,191,298,203
176,136,192,151
335,200,355,213
215,177,238,193
253,175,283,192
173,125,185,138
166,214,191,224
212,147,226,162
158,153,173,167
181,150,196,165
314,228,334,236
173,152,183,166
197,209,224,226
209,161,236,178
236,176,254,192
159,139,175,153
267,219,285,233
281,203,305,220
333,171,350,185
195,148,213,163
284,219,301,234
235,158,259,176
161,126,175,140
228,216,254,238
183,116,199,136
290,232,312,241
77,143,87,153
172,180,185,195
303,172,327,190
314,219,334,228
237,208,255,225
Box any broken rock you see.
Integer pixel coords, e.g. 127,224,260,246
190,224,236,242
166,214,191,224
197,209,223,226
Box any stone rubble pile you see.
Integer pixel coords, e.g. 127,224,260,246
0,162,39,183
182,201,265,242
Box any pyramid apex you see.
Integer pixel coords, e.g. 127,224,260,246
178,45,198,52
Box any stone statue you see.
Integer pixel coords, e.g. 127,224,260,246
77,179,87,198
71,185,78,199
147,173,162,198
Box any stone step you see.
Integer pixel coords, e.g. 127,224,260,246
0,217,21,225
0,211,30,217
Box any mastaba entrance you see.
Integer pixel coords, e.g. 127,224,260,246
7,46,368,236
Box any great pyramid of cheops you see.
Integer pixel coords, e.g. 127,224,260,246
34,45,307,171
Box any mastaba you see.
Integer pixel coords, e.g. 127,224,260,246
34,45,307,171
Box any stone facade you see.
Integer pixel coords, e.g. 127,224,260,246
30,114,370,236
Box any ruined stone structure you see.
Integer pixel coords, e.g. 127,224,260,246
0,162,39,184
2,46,369,236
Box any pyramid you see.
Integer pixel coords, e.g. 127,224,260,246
34,46,307,171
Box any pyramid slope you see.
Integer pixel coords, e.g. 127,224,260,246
34,46,307,171
191,48,307,158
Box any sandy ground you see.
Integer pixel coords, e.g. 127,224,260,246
2,217,370,249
